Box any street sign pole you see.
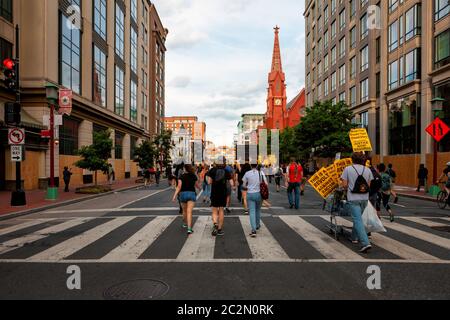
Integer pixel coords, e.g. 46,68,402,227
45,83,59,201
10,25,26,206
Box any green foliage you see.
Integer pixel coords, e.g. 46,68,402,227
75,130,113,185
153,130,174,168
134,139,157,170
134,130,174,169
280,100,355,162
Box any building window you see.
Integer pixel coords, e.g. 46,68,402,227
131,0,137,22
360,45,369,71
339,9,346,31
339,37,346,59
130,80,138,123
0,0,12,22
0,37,13,62
350,56,356,79
435,0,450,21
389,20,398,52
388,60,399,90
131,28,138,74
93,46,107,107
331,72,337,92
435,29,450,69
60,2,81,94
389,96,421,155
405,4,421,41
434,81,450,152
115,132,124,159
350,86,356,107
360,14,368,40
142,93,147,111
350,27,356,48
115,66,124,116
360,78,369,103
405,49,420,82
93,0,107,40
339,64,346,86
360,111,369,128
115,3,125,60
59,116,79,156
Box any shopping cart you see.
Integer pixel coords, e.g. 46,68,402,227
322,188,350,240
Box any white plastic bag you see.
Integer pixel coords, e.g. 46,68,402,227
362,202,387,233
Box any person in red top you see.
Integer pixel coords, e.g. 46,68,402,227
285,157,303,210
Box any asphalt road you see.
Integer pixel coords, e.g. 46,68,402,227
0,181,449,300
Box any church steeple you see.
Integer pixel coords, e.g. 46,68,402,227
271,26,283,72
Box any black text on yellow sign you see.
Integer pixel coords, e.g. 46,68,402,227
349,128,373,152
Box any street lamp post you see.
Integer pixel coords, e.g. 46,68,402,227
429,97,445,196
45,83,59,201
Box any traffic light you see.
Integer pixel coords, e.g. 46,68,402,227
4,102,21,126
2,58,17,92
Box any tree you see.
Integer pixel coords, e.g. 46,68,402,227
153,130,174,168
280,100,355,162
134,139,157,170
75,130,113,185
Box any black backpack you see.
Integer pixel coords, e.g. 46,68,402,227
370,167,382,193
351,166,370,194
214,169,226,184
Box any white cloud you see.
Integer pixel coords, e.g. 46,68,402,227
152,0,306,145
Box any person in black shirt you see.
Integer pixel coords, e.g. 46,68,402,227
207,158,234,236
63,167,72,192
417,164,428,192
172,164,200,235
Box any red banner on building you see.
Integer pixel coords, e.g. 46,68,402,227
59,89,73,116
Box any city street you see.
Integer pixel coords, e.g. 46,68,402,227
0,182,449,300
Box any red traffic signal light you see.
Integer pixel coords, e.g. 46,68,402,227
3,58,15,70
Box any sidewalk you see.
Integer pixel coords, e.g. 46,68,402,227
0,179,142,217
394,186,436,202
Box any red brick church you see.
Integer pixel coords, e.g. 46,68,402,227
261,26,305,131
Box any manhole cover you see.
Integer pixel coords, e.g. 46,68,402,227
431,226,450,233
103,279,169,300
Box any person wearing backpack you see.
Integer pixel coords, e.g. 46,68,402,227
285,158,303,210
379,163,395,222
367,158,382,218
274,166,283,192
207,157,234,237
387,164,399,203
242,163,268,238
341,152,374,253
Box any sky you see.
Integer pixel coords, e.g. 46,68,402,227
153,0,306,146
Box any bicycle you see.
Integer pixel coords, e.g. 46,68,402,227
437,182,449,210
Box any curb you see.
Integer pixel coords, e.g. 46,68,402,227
396,192,436,203
0,184,142,221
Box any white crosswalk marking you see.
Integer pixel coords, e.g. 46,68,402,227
101,216,176,262
0,219,91,255
0,219,55,236
177,216,215,260
28,217,134,261
331,217,439,261
401,217,449,228
387,221,450,250
280,216,362,260
239,217,290,261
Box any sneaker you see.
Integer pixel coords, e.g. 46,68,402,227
187,228,194,235
348,237,359,244
289,204,294,209
360,245,372,253
250,231,257,238
256,226,261,231
244,210,249,215
225,208,231,213
217,229,224,236
390,213,395,223
394,196,399,204
211,224,218,237
182,224,188,229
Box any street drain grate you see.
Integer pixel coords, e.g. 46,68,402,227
431,226,450,233
103,279,170,300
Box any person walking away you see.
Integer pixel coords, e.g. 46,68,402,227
200,164,211,203
437,162,450,202
340,152,374,253
63,167,72,192
274,166,283,192
144,168,151,187
367,160,382,218
174,163,185,214
107,164,114,185
285,158,303,210
225,164,234,213
242,164,268,238
172,164,200,235
268,165,273,184
208,158,234,236
386,164,399,203
379,163,395,222
417,164,428,192
155,165,161,186
240,163,251,214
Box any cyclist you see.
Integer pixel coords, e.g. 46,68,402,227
437,162,450,202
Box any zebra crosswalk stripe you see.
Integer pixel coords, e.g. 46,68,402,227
177,216,215,260
0,219,55,236
101,216,176,262
28,217,135,261
0,219,92,255
279,216,361,260
331,217,439,261
239,217,290,261
387,221,450,250
401,217,449,228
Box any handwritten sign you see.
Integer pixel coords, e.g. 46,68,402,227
349,128,373,152
308,168,338,199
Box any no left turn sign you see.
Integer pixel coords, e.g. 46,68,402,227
8,128,25,145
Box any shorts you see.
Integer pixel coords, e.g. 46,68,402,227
179,191,197,203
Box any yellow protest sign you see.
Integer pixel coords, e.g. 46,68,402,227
325,164,339,184
349,128,373,152
334,158,353,178
308,168,338,199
